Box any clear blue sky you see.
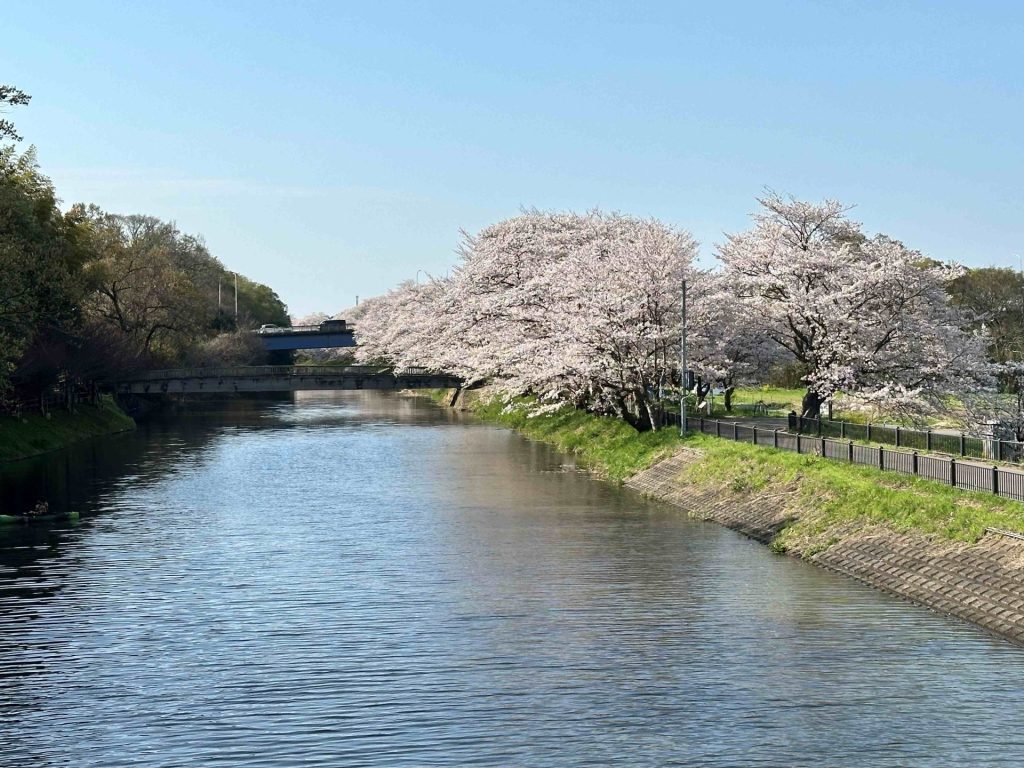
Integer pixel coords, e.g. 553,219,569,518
4,1,1023,315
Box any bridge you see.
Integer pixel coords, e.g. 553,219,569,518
116,365,461,395
255,325,357,351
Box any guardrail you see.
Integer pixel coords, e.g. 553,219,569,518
789,414,1024,464
693,416,1024,502
254,325,355,335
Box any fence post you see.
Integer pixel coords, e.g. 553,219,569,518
733,422,738,441
895,426,901,448
816,418,822,437
926,429,932,451
840,421,846,439
797,415,803,433
997,439,1003,463
752,426,758,445
959,433,966,457
950,457,957,487
993,466,1000,496
797,434,802,453
820,435,827,456
912,450,919,475
699,416,704,433
878,445,885,471
848,440,854,463
867,423,873,442
773,429,779,448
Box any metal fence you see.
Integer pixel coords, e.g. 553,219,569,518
788,414,1024,464
694,416,1024,502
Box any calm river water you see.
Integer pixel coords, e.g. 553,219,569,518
2,393,1024,766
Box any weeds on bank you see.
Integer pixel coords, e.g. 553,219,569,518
472,397,680,482
0,395,134,463
679,433,1024,545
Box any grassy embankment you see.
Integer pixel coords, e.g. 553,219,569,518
446,390,1024,554
0,395,135,463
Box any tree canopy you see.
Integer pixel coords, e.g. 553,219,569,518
353,197,996,428
717,194,987,417
0,84,290,402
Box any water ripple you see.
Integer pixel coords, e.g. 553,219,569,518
1,392,1023,766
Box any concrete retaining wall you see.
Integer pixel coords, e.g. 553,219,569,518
626,450,1024,645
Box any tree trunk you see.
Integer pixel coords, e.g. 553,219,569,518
620,393,654,432
695,377,711,402
724,386,735,412
801,390,824,419
644,400,660,432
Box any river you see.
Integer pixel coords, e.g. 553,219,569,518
2,392,1024,766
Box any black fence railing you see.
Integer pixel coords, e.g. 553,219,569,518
691,416,1024,502
787,414,1024,464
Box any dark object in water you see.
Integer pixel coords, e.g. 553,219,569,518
0,501,79,524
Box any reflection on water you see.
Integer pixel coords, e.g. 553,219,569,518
1,392,1024,767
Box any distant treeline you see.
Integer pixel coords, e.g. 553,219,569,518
0,85,288,404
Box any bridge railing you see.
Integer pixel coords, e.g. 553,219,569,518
123,365,442,382
254,325,356,335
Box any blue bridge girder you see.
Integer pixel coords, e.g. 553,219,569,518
257,328,357,351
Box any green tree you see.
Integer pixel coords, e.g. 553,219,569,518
0,147,86,395
0,85,30,143
81,211,215,361
235,275,290,327
947,266,1024,365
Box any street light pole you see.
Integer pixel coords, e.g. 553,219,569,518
680,278,688,436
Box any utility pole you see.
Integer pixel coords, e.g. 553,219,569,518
218,279,222,310
680,278,688,436
234,273,238,318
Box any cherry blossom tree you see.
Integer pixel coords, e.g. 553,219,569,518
354,278,455,371
354,210,698,430
686,270,784,411
523,213,696,428
718,193,989,418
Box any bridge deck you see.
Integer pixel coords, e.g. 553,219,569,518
118,365,460,394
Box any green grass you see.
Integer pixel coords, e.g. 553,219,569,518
681,433,1024,547
725,386,804,414
452,391,1024,551
712,385,867,422
713,385,958,427
0,395,135,463
421,388,455,406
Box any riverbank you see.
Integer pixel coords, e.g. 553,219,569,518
434,388,1024,644
0,396,135,463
